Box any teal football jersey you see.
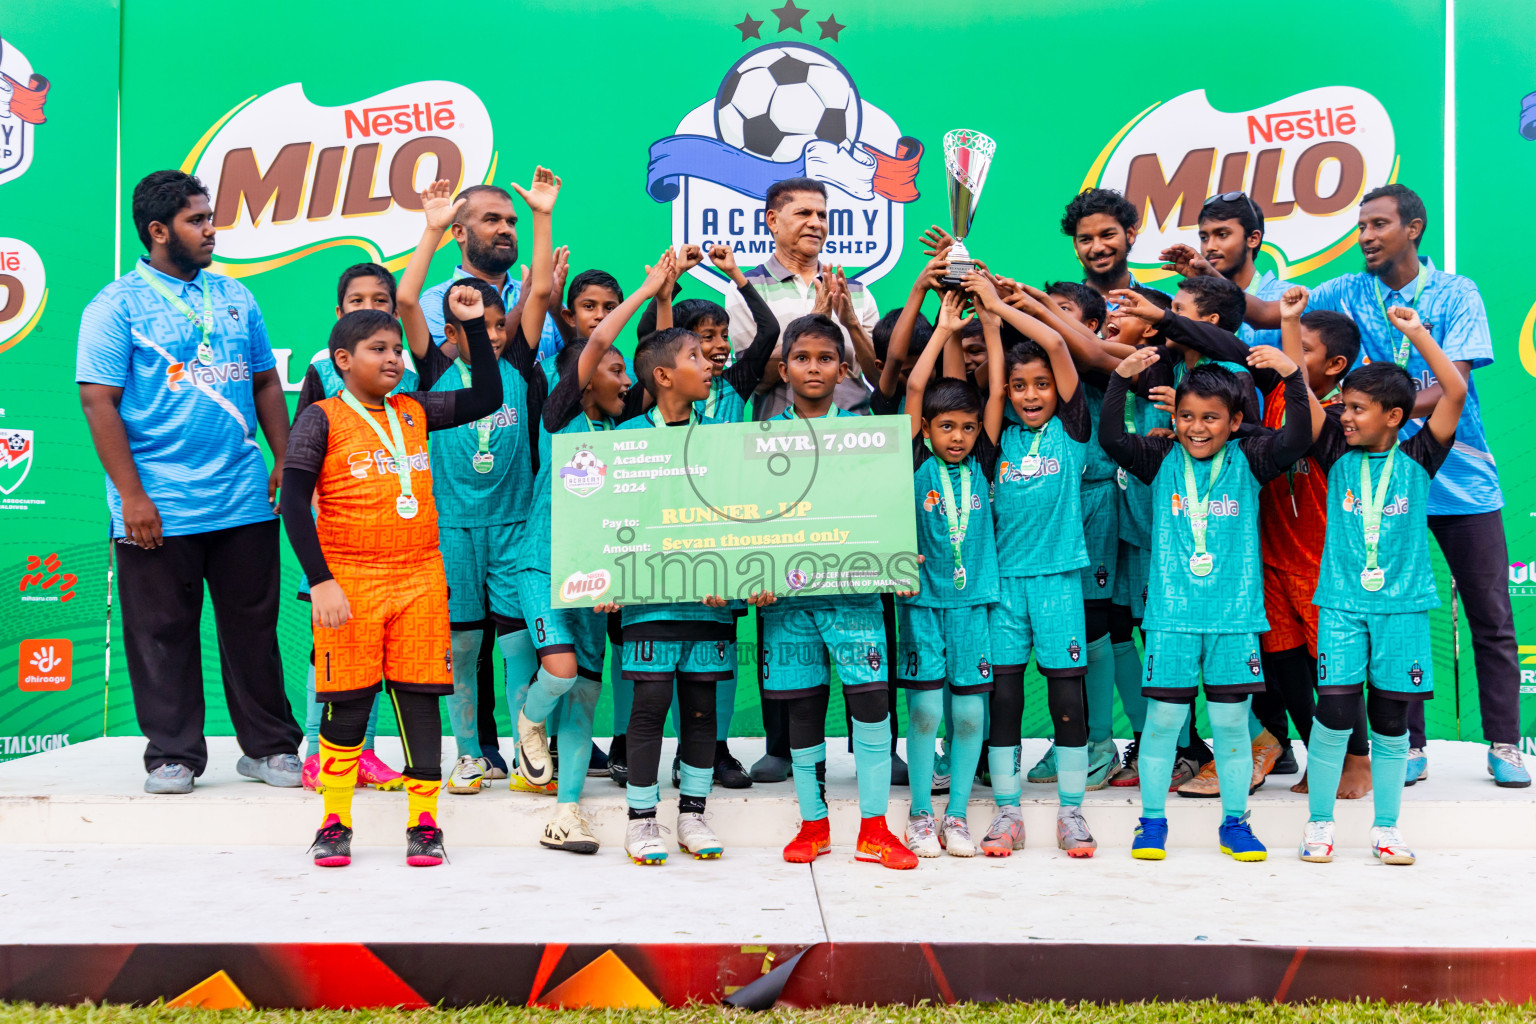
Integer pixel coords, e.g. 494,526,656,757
904,435,999,608
1312,422,1450,614
425,357,532,525
992,386,1089,577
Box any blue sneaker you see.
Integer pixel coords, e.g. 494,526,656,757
1403,747,1428,787
1489,744,1531,788
1218,811,1268,862
1131,816,1167,860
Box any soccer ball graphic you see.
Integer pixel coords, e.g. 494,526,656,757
569,449,601,474
714,44,862,162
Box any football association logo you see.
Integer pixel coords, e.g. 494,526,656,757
646,38,923,296
560,446,607,497
0,427,33,495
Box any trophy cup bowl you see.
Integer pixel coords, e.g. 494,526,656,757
940,129,997,288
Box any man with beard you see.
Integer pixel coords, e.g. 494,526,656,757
1063,188,1140,300
1161,192,1288,351
1237,184,1529,789
77,170,303,794
422,184,564,361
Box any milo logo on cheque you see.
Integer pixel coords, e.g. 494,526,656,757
562,570,611,602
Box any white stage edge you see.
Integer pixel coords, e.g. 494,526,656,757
1,736,1532,854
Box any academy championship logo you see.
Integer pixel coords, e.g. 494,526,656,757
0,238,46,355
0,427,32,495
1087,87,1397,278
0,35,49,187
561,569,611,603
647,34,923,296
560,446,607,497
186,81,493,277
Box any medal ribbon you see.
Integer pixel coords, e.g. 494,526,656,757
1359,445,1398,581
1181,447,1226,568
933,453,972,588
136,262,212,357
1373,263,1430,367
339,390,414,503
455,359,494,457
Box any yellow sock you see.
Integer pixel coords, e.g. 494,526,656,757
406,777,441,827
319,737,363,828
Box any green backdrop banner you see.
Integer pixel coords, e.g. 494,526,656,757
6,0,1528,755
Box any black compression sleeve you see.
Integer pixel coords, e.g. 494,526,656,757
279,467,331,586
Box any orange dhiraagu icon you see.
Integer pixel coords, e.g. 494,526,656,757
18,638,71,692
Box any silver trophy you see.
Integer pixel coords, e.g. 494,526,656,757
940,129,997,288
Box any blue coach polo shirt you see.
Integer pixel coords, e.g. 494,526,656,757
422,266,563,362
1309,257,1501,516
76,258,277,538
1237,269,1287,350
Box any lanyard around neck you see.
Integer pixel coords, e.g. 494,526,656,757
136,262,213,363
1358,445,1398,590
1373,263,1431,367
339,390,417,516
1181,446,1226,575
929,445,972,590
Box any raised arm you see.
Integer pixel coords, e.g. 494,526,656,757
1015,282,1132,372
1275,284,1326,439
970,273,1080,403
588,248,675,357
1239,359,1311,482
906,290,968,439
1160,242,1282,330
828,266,878,386
1099,348,1174,484
509,166,560,347
880,249,946,399
1391,305,1465,445
398,179,464,362
714,245,782,399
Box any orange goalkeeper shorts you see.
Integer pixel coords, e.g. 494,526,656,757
313,557,452,698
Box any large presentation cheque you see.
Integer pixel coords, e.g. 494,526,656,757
549,415,920,608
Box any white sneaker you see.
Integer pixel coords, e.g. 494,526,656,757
515,709,553,786
905,811,942,857
447,754,487,794
677,811,724,859
940,814,975,857
542,802,599,854
1299,819,1335,863
625,816,668,865
1371,825,1416,865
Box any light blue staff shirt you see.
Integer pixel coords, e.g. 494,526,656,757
422,265,563,362
1237,269,1287,350
1308,257,1501,515
76,258,277,537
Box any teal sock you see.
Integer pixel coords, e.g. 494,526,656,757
851,718,891,818
1139,699,1186,818
363,693,380,750
555,677,601,804
1248,708,1264,741
611,675,634,734
447,629,482,758
1208,698,1253,819
303,663,321,755
496,629,537,730
1085,636,1114,744
941,686,954,759
523,664,576,724
944,693,986,819
1305,722,1351,823
679,759,713,800
988,744,1021,808
1112,640,1147,732
716,673,737,741
791,743,828,820
1370,729,1409,828
626,782,659,812
1057,744,1089,808
905,689,942,816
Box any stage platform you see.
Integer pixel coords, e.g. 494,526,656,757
1,737,1533,1008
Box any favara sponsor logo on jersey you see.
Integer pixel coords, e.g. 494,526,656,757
1171,493,1240,517
0,239,46,355
922,490,982,514
1090,87,1396,277
188,81,492,276
1341,489,1409,517
647,38,923,296
164,354,251,392
346,447,430,479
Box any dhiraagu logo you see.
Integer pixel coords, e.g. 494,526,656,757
1085,86,1397,280
185,81,493,277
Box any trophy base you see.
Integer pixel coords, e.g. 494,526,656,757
939,258,975,289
